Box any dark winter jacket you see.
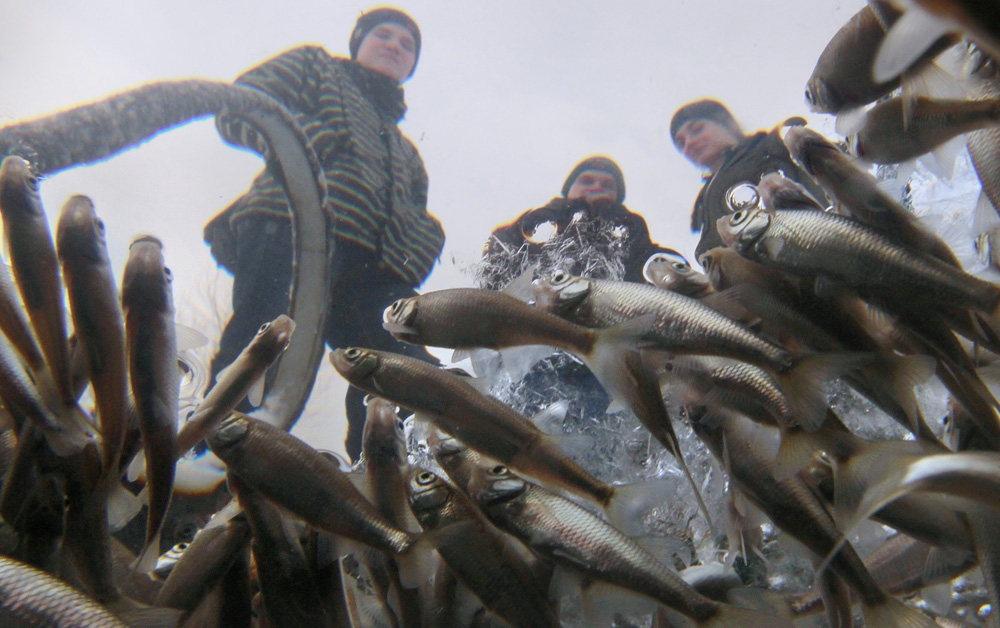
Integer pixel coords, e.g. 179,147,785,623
204,45,444,287
690,127,827,261
480,196,672,290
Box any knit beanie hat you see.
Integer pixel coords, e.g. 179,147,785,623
349,8,421,78
561,156,626,203
670,99,742,146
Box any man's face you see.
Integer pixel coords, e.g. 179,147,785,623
566,170,618,204
674,119,740,170
356,22,417,83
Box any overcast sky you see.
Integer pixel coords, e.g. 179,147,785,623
0,0,866,458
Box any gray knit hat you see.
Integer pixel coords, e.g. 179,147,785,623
670,99,742,146
561,156,626,203
349,8,421,79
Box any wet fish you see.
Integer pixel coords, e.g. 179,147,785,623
172,315,294,458
121,235,179,574
207,413,413,555
228,473,333,628
874,0,1000,83
717,207,1000,317
407,468,559,628
784,126,956,264
0,155,74,407
851,96,1000,164
331,347,617,508
689,407,941,628
967,54,1000,219
362,396,417,532
642,251,715,298
467,462,795,628
0,554,178,627
757,172,827,212
805,0,956,114
57,195,127,475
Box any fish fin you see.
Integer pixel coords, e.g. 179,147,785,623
873,5,955,84
499,344,554,382
923,134,967,180
835,105,869,137
131,529,163,576
340,553,399,627
394,537,439,591
699,604,797,628
544,433,594,459
500,265,536,301
532,400,569,433
108,483,147,531
39,421,93,458
858,354,937,434
699,287,753,321
173,451,227,495
861,596,940,628
449,347,470,363
126,451,146,483
774,427,823,482
174,323,209,352
584,313,657,410
464,347,503,381
923,546,974,585
974,189,1000,236
778,353,864,432
247,375,265,408
605,477,680,537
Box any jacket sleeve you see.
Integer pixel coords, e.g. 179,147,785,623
215,46,321,157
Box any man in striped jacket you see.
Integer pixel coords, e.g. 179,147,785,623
204,7,444,460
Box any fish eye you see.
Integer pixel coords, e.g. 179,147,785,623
95,218,106,235
672,262,688,271
552,271,567,284
730,210,750,225
489,464,507,475
390,299,404,315
177,542,189,550
257,322,272,334
164,267,173,282
804,88,814,105
416,471,436,485
345,348,361,359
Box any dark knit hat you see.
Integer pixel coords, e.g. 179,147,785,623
561,156,626,203
349,8,421,79
669,99,743,146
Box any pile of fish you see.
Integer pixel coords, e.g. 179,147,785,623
3,1,1000,627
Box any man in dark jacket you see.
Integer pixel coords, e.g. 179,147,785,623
204,8,444,461
670,99,827,261
478,155,674,290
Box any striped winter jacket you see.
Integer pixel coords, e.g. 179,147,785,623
204,45,445,287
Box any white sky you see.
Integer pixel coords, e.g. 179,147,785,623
0,0,865,458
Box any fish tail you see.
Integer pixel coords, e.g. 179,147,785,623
774,426,826,481
777,352,864,432
107,481,146,531
39,420,93,458
861,597,939,628
699,604,797,628
858,354,937,435
131,529,163,576
605,477,679,536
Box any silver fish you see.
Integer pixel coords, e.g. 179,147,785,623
121,235,179,574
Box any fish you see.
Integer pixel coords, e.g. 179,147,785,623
783,126,956,264
873,0,1000,84
0,554,179,628
57,195,128,475
228,473,334,628
170,314,294,458
406,468,559,628
361,396,418,532
689,407,941,628
206,413,414,555
967,53,1000,221
805,0,957,114
850,96,1000,164
717,207,1000,318
757,172,827,211
120,235,179,575
642,251,715,298
0,155,74,408
467,461,796,628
